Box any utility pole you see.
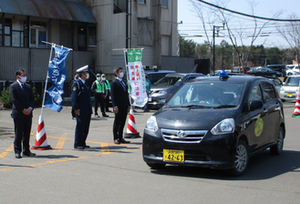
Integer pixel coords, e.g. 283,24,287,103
212,23,225,75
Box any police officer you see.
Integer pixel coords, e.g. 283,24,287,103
101,74,112,112
91,74,109,118
71,65,92,149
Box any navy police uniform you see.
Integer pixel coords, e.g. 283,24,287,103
71,65,92,148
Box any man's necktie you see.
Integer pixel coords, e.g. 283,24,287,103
120,80,126,91
21,83,25,92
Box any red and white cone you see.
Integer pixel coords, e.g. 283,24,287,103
292,91,300,118
31,115,52,150
124,108,140,138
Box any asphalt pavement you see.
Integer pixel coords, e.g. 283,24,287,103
0,103,300,204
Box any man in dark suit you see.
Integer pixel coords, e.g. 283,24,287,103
111,67,131,144
71,65,92,149
9,68,36,158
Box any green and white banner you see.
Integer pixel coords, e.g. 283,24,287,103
126,49,148,107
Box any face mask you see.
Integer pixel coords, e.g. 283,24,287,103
97,77,101,81
86,73,90,79
119,72,124,78
102,77,106,81
19,76,27,83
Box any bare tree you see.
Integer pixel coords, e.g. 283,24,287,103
189,0,271,73
277,14,300,66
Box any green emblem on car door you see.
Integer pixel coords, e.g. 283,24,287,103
255,118,264,137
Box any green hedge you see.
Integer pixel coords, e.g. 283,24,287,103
0,87,42,109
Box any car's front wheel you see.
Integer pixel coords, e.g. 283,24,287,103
230,140,249,176
146,163,166,169
270,127,284,155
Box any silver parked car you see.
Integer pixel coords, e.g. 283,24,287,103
280,75,300,101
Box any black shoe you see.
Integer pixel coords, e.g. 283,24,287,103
15,153,22,159
102,114,109,117
84,145,90,148
120,138,130,143
74,146,85,149
23,152,36,157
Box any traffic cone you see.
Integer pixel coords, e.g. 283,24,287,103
31,115,52,150
124,108,140,138
292,92,300,118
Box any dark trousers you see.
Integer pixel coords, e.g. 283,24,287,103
105,92,110,111
113,107,128,140
13,117,32,154
74,113,91,147
94,93,105,115
71,107,76,117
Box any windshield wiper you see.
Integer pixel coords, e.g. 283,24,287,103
213,105,236,109
185,105,208,109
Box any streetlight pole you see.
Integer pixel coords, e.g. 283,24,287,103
212,23,225,75
212,25,216,75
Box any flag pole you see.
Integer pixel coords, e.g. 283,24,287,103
40,43,55,116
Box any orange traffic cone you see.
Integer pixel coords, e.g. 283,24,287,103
292,92,300,118
31,115,52,150
124,108,140,138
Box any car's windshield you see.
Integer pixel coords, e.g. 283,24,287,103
167,82,245,108
154,76,183,86
285,77,300,86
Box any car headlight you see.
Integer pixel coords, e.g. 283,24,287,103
145,116,158,132
158,90,168,94
211,118,235,135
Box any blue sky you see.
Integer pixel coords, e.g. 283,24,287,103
178,0,299,48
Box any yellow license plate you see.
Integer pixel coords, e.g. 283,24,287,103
287,93,293,97
163,149,184,162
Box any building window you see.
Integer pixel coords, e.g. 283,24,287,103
12,19,26,47
88,26,96,47
78,26,87,51
0,19,12,46
162,0,168,8
138,0,146,4
114,0,126,13
30,22,47,48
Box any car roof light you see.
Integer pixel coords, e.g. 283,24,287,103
219,70,229,81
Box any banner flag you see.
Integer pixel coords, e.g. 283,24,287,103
45,46,70,112
126,49,148,107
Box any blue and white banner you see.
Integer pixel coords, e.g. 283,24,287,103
45,45,71,112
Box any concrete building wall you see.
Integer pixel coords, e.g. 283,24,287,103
88,0,178,75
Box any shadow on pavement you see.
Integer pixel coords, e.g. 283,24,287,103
150,150,300,180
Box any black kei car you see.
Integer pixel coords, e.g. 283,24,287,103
248,67,283,77
142,74,285,176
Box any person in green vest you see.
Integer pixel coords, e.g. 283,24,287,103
101,74,112,113
143,73,151,112
91,74,109,118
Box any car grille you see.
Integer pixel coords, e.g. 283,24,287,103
161,128,207,144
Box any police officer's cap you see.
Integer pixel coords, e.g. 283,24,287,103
101,74,106,77
96,73,101,77
76,65,89,73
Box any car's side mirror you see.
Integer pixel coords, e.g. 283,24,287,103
249,100,263,111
